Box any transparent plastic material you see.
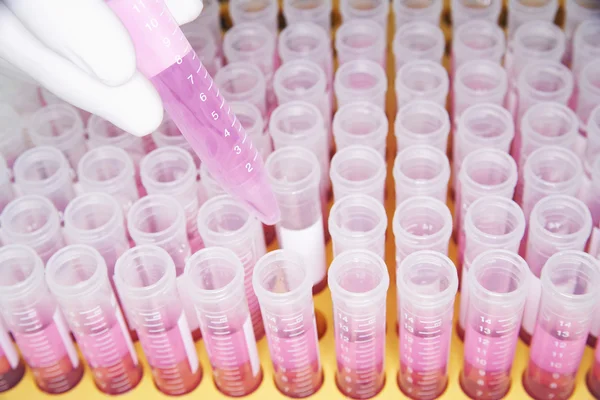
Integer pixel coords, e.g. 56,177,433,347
452,20,505,70
523,251,600,400
333,102,388,158
229,0,278,33
460,250,529,400
396,251,458,400
151,116,200,167
576,59,600,127
565,0,600,55
45,245,142,395
585,106,600,174
0,317,24,392
0,245,83,394
393,196,452,268
392,0,443,27
451,0,502,26
13,146,76,212
330,145,386,204
334,59,388,110
40,88,91,123
77,146,140,213
200,162,226,199
0,155,14,213
230,102,272,163
328,194,387,258
589,157,600,226
182,0,221,52
87,115,146,165
329,250,389,399
27,104,87,168
0,74,42,117
214,62,268,119
506,0,558,38
392,21,445,69
184,27,221,77
394,100,451,153
114,245,202,395
252,250,323,397
458,197,526,332
340,0,390,31
0,195,65,263
265,147,327,292
196,195,267,339
571,20,600,81
393,144,450,206
0,104,29,167
282,0,332,31
183,247,263,396
140,146,203,252
335,19,387,68
395,60,449,110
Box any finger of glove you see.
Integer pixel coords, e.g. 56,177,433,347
165,0,203,25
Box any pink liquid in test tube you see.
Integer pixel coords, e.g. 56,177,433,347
397,251,458,400
524,251,600,400
253,250,323,397
0,245,84,394
329,250,389,399
108,0,280,226
184,247,263,396
460,250,529,400
0,318,25,392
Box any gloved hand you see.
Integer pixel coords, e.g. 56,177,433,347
0,0,203,136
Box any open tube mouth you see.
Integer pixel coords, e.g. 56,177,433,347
87,114,138,149
459,103,515,147
0,195,61,246
333,101,388,143
0,244,45,302
63,192,123,241
284,0,332,18
454,20,505,60
278,21,330,59
396,60,449,99
513,20,565,58
215,63,266,100
230,0,279,21
329,145,386,191
521,102,578,148
460,148,518,195
334,59,387,99
341,0,389,18
524,146,582,193
393,20,445,58
393,196,453,245
464,196,526,244
273,59,327,101
335,19,386,56
541,250,600,306
127,194,186,245
328,194,387,240
46,245,106,298
77,145,135,189
28,104,84,149
196,194,256,245
140,146,196,193
13,146,70,188
393,0,443,17
509,0,558,15
530,195,592,243
519,61,574,101
394,144,450,189
223,22,275,59
269,101,324,146
395,100,450,142
265,146,321,195
455,60,508,99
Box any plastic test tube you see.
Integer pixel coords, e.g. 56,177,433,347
39,88,91,124
393,196,453,268
0,155,15,213
229,101,272,169
13,146,76,212
77,145,140,213
183,247,262,396
0,317,25,392
200,162,227,199
395,60,449,110
564,0,600,59
335,19,387,69
329,250,389,399
452,20,505,71
27,104,88,169
265,147,328,292
229,0,279,34
330,145,387,204
184,27,221,77
589,302,600,397
393,144,450,206
282,0,332,32
575,59,600,128
140,146,203,252
182,0,222,53
0,245,84,394
340,0,390,32
521,195,593,344
328,194,387,259
506,0,558,39
46,245,142,395
588,157,600,227
451,0,502,27
458,197,526,335
0,195,65,264
571,20,600,82
196,195,267,339
151,115,200,167
392,0,443,27
585,106,600,174
214,62,268,119
460,250,529,400
252,250,323,397
392,21,445,70
114,245,202,395
397,251,458,400
87,114,146,165
332,101,388,159
334,59,388,111
523,251,600,400
0,104,29,168
394,100,451,154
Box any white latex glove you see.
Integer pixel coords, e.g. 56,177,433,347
0,0,203,136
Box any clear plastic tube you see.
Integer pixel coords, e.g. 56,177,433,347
392,21,445,70
230,101,272,164
214,62,268,119
45,245,142,395
397,250,458,400
0,73,42,117
0,155,14,213
458,197,526,333
229,0,279,34
589,157,600,226
340,0,390,31
77,145,140,213
335,19,387,69
183,247,263,396
523,251,600,400
393,196,453,268
252,250,323,397
0,317,25,392
328,194,388,258
507,0,558,38
13,146,76,212
565,0,600,56
392,0,443,27
451,0,502,26
460,250,529,399
196,195,267,339
0,244,83,394
282,0,332,31
585,106,600,174
152,115,201,167
185,27,222,77
576,59,600,128
0,104,29,168
39,88,91,123
334,59,388,110
452,19,506,70
265,147,327,292
200,162,226,199
393,144,450,206
87,114,146,165
27,104,88,168
571,20,600,81
395,100,451,153
330,145,387,204
114,245,202,395
395,60,449,109
0,195,65,263
333,102,388,158
329,249,389,399
182,0,222,54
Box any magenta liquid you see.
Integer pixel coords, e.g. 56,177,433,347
587,344,600,398
0,326,25,392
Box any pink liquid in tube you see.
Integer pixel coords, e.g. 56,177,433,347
0,320,25,392
108,0,280,226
